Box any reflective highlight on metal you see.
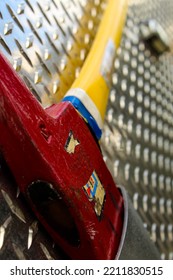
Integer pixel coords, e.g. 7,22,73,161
101,0,173,260
0,0,106,107
0,0,173,260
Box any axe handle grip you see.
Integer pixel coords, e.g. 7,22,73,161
71,0,128,121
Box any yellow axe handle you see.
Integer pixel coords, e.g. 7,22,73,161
71,0,128,121
64,0,128,139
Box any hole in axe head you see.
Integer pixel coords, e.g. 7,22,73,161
27,181,80,247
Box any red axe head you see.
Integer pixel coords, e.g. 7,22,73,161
0,53,124,259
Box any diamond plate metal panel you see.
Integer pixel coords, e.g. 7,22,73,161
101,0,173,260
0,0,106,107
0,0,173,259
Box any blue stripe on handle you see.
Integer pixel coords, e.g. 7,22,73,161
63,96,102,140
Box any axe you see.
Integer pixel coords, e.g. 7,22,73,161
0,0,128,259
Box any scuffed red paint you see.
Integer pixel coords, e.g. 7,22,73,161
0,53,124,259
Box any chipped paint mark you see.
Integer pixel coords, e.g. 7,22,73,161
0,216,12,250
86,222,98,240
27,220,38,249
40,243,54,260
64,130,80,154
1,190,26,223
